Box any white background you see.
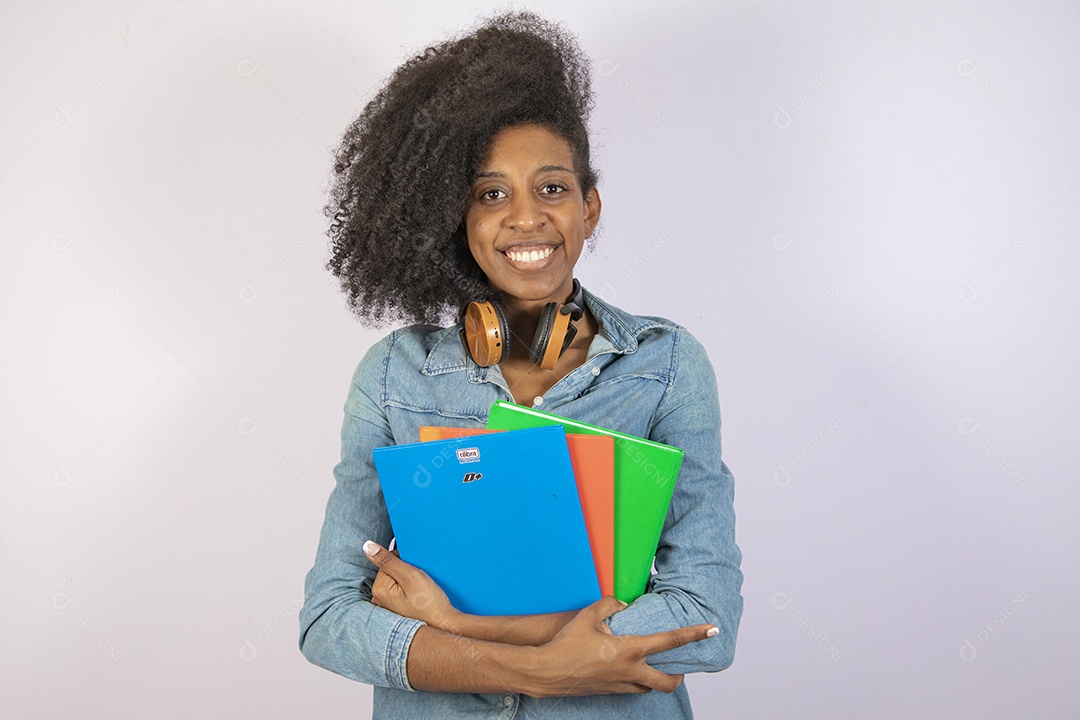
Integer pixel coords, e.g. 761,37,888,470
3,1,1078,717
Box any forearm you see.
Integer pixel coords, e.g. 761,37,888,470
405,625,541,694
405,598,711,697
440,608,576,646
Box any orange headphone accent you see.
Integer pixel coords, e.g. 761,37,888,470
460,279,584,371
462,299,510,367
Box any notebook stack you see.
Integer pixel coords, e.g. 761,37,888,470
371,401,683,615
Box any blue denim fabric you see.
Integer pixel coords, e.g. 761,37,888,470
299,289,743,719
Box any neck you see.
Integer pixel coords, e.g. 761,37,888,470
500,279,582,358
500,289,597,365
502,300,551,360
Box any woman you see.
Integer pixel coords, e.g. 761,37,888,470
299,12,743,718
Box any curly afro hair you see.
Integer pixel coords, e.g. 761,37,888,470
325,11,599,327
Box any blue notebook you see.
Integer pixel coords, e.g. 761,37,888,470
371,425,601,616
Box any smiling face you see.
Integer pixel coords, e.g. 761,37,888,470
465,123,601,310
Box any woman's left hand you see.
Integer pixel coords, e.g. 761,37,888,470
364,540,463,631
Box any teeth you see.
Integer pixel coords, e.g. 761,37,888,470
506,246,555,263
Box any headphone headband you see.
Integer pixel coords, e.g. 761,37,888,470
560,278,584,320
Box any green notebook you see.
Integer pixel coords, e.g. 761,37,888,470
486,400,684,603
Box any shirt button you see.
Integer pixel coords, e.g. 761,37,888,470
533,396,544,407
591,366,601,376
503,694,514,707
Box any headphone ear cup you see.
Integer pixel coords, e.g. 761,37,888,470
529,302,557,366
490,300,511,361
463,300,510,366
531,302,573,371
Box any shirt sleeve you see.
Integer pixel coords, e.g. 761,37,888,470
605,327,744,674
298,336,425,690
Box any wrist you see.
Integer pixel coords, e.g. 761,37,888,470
432,607,469,635
511,644,551,698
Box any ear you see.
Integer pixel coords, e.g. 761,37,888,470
583,187,602,237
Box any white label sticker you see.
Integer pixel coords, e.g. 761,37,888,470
456,447,480,463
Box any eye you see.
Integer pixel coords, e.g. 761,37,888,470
477,188,507,202
539,183,567,196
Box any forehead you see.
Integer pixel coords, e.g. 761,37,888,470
477,124,576,173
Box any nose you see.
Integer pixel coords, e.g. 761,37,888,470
505,191,545,231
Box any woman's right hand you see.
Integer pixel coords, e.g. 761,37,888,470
364,540,464,631
521,596,718,697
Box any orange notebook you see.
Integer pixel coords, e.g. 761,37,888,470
418,426,615,598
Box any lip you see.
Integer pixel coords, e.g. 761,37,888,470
497,239,558,252
499,242,561,270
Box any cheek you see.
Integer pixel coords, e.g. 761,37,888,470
466,215,497,247
563,216,588,249
464,223,492,269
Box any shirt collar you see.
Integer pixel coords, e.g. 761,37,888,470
420,285,668,377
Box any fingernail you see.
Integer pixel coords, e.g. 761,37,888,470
706,626,719,637
619,601,629,608
363,540,379,555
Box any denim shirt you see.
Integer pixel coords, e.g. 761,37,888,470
300,289,743,719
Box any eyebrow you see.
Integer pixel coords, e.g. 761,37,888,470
473,164,576,180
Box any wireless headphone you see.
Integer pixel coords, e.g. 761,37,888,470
460,279,584,371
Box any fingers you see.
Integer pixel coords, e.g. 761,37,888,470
363,539,386,561
607,650,683,694
634,667,685,694
579,595,630,626
369,566,397,597
363,540,400,576
637,623,719,657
